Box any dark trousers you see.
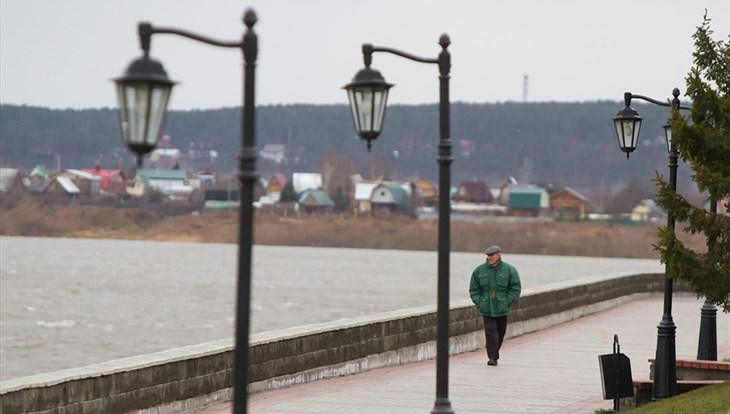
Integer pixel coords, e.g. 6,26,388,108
482,315,508,360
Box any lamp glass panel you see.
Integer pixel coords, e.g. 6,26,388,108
623,121,635,149
663,125,672,154
130,83,151,146
631,119,642,149
115,82,131,143
359,89,375,133
147,85,172,146
351,87,375,134
372,88,389,133
346,88,362,133
613,118,625,150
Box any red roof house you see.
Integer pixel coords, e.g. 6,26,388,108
82,165,127,196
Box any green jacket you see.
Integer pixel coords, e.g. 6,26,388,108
469,260,522,317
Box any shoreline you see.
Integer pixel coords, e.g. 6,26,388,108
0,197,708,258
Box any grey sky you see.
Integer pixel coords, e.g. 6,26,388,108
1,0,728,110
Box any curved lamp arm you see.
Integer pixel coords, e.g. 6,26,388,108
138,23,244,51
624,88,692,111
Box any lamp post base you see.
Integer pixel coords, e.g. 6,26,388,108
697,300,718,360
431,397,454,414
652,315,677,400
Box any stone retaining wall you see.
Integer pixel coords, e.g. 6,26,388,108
1,272,684,414
649,358,730,381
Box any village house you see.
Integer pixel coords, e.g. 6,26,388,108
47,169,101,197
264,173,288,202
508,186,550,217
298,189,335,214
0,168,24,194
550,186,589,220
370,181,415,218
354,180,379,214
452,180,494,204
45,176,81,198
630,199,666,223
82,165,127,197
413,178,438,207
26,165,50,193
129,169,192,200
497,176,519,205
292,172,322,193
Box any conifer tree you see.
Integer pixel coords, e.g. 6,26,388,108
279,181,298,203
654,13,730,310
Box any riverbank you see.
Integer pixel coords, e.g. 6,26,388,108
0,197,707,258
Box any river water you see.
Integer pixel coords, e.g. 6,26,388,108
0,236,664,381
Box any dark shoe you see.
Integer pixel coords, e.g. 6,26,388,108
487,359,498,366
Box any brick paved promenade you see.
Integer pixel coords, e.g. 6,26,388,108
197,295,730,414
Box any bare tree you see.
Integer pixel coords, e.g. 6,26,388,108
364,153,394,181
316,150,356,201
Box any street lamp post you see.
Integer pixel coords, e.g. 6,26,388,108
697,198,718,361
114,10,258,414
612,87,690,400
344,35,454,414
697,298,718,360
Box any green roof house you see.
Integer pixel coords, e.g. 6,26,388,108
370,182,415,218
134,168,192,199
508,187,550,217
27,165,50,193
298,189,335,214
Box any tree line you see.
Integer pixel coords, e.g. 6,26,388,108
0,100,682,192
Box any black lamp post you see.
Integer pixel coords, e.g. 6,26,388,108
697,297,718,361
697,197,718,361
344,35,453,414
115,10,258,414
613,87,690,400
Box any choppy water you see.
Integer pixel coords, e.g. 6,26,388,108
0,236,663,381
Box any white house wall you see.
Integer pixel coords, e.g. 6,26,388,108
540,191,550,208
292,173,322,193
371,188,395,203
148,179,193,195
354,183,377,201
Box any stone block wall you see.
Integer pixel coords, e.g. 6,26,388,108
1,272,681,414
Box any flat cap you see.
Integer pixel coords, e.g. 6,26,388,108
485,245,501,255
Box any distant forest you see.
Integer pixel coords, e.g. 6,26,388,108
0,101,699,199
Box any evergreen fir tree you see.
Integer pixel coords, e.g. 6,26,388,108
279,181,298,203
332,186,348,212
655,13,730,310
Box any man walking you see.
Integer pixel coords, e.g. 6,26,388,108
469,245,522,366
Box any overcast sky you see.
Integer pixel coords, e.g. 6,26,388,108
1,0,728,110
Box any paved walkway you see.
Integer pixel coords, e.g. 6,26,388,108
197,295,730,414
